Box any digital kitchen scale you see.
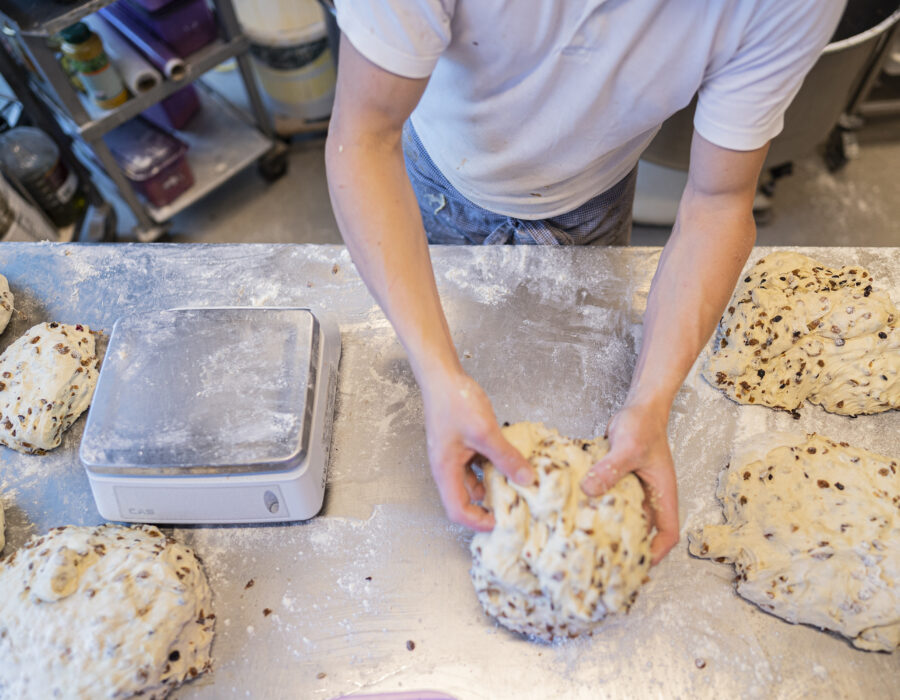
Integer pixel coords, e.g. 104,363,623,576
80,307,341,524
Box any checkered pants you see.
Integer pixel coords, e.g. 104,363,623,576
403,121,636,246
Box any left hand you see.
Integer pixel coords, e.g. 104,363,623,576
580,402,679,565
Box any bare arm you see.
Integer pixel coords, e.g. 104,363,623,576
583,131,769,564
325,37,533,529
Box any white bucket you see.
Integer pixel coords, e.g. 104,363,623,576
233,0,336,122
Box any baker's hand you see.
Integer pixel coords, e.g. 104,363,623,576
421,371,535,531
580,403,679,565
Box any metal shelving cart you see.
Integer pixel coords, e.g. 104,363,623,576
0,0,288,241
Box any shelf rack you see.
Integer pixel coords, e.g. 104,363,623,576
0,0,288,241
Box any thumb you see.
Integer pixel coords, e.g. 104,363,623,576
473,428,535,486
581,451,629,496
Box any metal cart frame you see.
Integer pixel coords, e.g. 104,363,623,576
0,0,288,241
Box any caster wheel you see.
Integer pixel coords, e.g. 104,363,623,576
823,128,856,173
258,143,289,182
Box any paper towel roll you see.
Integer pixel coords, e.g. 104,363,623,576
85,16,161,94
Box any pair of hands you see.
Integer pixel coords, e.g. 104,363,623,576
421,370,679,566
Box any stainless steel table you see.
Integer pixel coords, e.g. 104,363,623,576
0,243,897,699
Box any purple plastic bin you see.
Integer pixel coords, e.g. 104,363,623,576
143,83,201,130
115,0,217,57
104,117,194,208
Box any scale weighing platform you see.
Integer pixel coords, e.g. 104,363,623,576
79,307,341,524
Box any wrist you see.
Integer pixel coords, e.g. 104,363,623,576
411,352,466,398
621,389,673,425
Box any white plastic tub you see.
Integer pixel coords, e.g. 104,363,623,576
233,0,336,122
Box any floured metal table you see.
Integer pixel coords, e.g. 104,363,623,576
0,243,897,699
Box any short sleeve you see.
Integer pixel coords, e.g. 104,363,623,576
335,0,454,79
694,0,845,151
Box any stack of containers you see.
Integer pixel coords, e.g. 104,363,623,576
95,0,221,207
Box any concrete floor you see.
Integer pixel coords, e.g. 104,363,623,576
159,120,900,247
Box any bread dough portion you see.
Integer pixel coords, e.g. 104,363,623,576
0,322,99,454
688,433,899,652
0,275,12,335
704,251,899,415
470,422,651,641
0,524,215,698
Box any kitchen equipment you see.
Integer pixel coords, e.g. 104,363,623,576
633,4,900,226
103,116,194,206
80,307,341,524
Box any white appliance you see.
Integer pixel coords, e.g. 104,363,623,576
80,307,340,524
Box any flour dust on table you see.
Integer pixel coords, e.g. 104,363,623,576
0,274,12,334
0,524,215,698
470,422,651,641
0,494,5,553
0,322,99,453
704,251,899,415
689,432,899,652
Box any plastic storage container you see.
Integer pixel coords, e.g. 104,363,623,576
143,83,201,130
0,126,85,227
104,117,194,207
115,0,218,57
59,22,129,109
234,0,335,122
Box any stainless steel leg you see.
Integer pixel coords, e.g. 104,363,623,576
85,136,158,236
210,0,276,139
233,53,275,139
19,33,90,126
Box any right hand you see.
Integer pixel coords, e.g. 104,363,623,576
420,370,535,531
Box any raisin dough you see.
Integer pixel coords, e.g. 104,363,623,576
470,422,651,641
0,274,12,334
0,322,99,454
704,251,899,415
0,524,215,698
689,433,899,652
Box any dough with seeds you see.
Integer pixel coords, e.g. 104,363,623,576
0,322,99,454
704,251,899,415
0,524,215,698
689,433,899,652
0,274,12,334
470,422,651,641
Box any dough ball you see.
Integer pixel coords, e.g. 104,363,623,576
0,322,99,454
704,251,899,415
0,524,215,698
689,433,899,652
0,274,12,335
470,422,651,641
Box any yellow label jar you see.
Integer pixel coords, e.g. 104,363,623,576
59,22,129,110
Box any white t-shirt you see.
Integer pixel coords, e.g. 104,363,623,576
336,0,844,219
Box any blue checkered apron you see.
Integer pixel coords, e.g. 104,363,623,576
402,121,636,246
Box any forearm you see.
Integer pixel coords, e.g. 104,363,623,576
626,182,755,414
325,128,461,386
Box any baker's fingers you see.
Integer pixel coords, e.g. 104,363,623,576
463,464,486,502
581,448,633,496
636,464,680,566
431,452,495,531
472,427,534,486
